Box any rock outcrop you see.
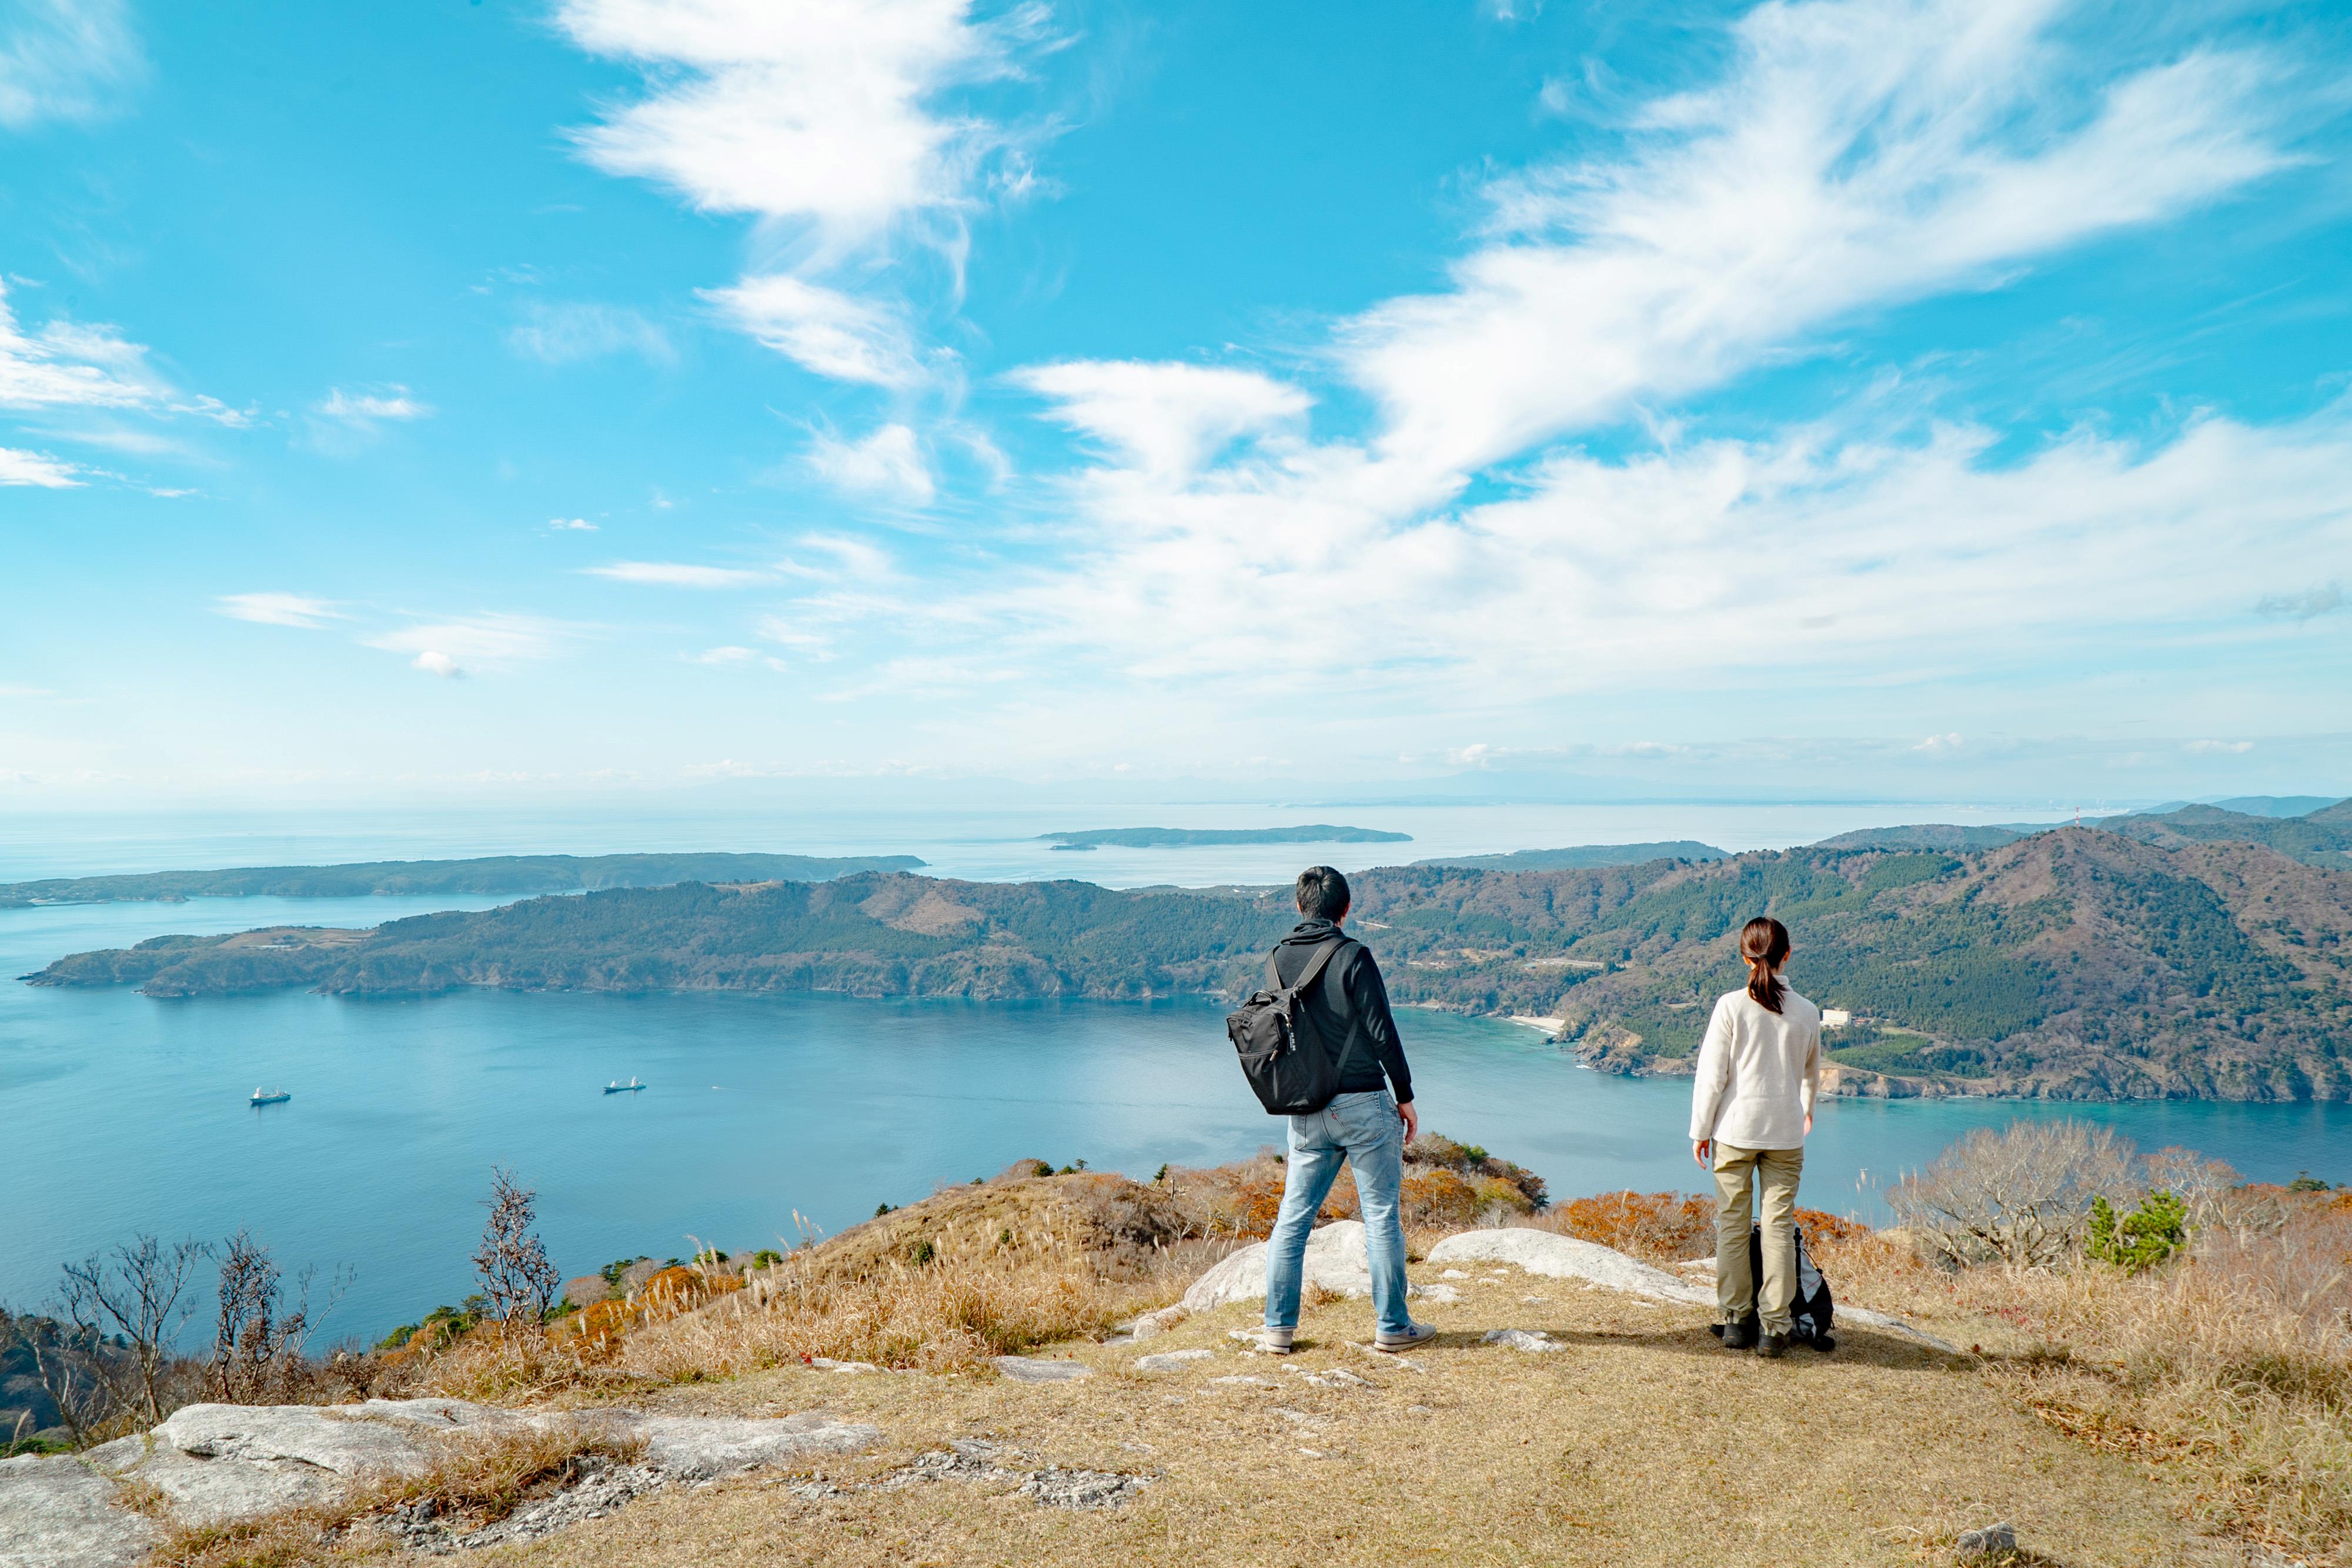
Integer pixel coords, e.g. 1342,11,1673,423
0,1398,880,1568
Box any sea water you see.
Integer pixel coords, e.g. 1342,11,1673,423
4,888,2346,1345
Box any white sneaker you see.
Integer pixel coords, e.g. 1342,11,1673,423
1252,1326,1295,1354
1372,1322,1437,1352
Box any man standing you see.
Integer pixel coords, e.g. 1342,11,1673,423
1257,865,1432,1354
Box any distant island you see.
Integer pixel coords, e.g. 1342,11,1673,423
31,811,2352,1104
1038,824,1412,851
1414,841,1726,871
0,851,926,909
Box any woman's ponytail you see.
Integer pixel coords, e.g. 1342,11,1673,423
1740,916,1789,1014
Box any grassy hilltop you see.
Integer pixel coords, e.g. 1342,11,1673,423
24,1131,2346,1567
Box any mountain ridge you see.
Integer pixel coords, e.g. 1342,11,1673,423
29,830,2352,1103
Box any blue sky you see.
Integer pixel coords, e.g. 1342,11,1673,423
2,0,2350,808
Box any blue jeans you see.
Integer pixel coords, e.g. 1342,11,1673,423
1262,1089,1412,1336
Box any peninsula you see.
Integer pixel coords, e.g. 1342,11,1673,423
0,851,927,909
31,825,2352,1103
1040,824,1411,850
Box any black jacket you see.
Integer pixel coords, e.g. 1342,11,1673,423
1270,918,1413,1105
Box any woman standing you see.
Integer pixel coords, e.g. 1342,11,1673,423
1689,916,1823,1358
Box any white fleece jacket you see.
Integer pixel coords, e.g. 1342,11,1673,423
1687,983,1823,1149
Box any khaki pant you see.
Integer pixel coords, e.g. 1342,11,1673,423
1713,1143,1804,1334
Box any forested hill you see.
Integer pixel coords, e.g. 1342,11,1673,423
0,851,926,908
29,830,2352,1102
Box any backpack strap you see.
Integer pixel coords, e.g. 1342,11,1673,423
1282,938,1368,1086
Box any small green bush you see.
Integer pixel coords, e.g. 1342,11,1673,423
2087,1189,2189,1272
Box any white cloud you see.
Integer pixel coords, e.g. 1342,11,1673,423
584,560,768,588
547,517,598,531
553,0,1023,245
957,0,2320,748
1015,361,1312,477
216,593,345,629
507,302,674,365
1341,0,2292,482
1913,733,1965,754
364,614,564,676
977,398,2352,724
0,444,79,486
782,532,895,581
316,386,431,424
2185,739,2254,755
0,280,159,411
701,275,923,386
690,645,760,664
806,422,933,503
0,0,143,129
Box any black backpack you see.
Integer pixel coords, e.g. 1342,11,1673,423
1225,938,1364,1116
1708,1223,1838,1351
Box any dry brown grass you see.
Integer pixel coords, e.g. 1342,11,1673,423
469,1259,2236,1568
1818,1197,2352,1564
139,1421,644,1568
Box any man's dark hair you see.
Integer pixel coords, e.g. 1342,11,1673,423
1295,865,1350,920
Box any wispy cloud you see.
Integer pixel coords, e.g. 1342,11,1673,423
701,275,924,387
215,593,345,629
805,422,933,503
363,614,566,677
316,386,431,424
507,301,674,365
1339,0,2294,481
584,560,768,589
0,0,144,129
2186,739,2255,754
0,280,160,412
547,516,598,531
0,444,81,486
1015,362,1311,477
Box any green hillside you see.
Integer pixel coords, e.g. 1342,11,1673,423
29,830,2352,1102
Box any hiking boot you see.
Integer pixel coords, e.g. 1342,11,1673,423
1252,1326,1294,1355
1372,1322,1437,1353
1720,1314,1759,1350
1756,1331,1789,1359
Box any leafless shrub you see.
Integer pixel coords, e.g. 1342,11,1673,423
58,1234,210,1426
1887,1119,2138,1267
209,1229,349,1405
2140,1146,2244,1230
473,1166,559,1332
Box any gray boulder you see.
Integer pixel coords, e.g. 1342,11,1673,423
1955,1521,2017,1559
1131,1349,1214,1373
1427,1229,1713,1304
0,1454,160,1568
1181,1222,1371,1310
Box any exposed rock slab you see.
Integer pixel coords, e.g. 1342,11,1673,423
992,1356,1094,1383
1427,1229,1715,1305
1,1398,881,1568
1131,1349,1214,1373
0,1453,160,1568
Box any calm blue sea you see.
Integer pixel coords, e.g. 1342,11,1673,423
2,805,2343,1347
